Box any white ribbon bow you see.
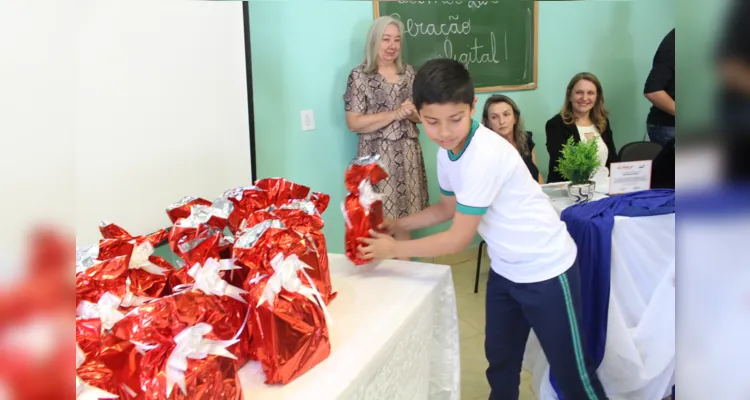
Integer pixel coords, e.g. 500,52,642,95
76,344,119,400
128,241,167,275
174,258,248,303
358,179,384,212
165,323,239,398
75,292,125,332
257,253,332,327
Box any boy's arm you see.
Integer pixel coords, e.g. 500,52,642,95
393,195,456,233
392,211,481,258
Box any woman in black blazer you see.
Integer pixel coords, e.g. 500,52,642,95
546,72,618,183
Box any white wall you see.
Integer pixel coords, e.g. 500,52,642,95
0,0,252,259
74,0,251,245
0,1,76,260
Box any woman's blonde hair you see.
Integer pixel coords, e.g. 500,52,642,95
482,95,530,156
362,16,405,75
560,72,609,133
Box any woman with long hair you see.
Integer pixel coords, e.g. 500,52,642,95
482,95,544,183
545,72,618,184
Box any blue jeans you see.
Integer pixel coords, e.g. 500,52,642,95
646,124,675,147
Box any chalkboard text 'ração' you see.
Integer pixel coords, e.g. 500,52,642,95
396,14,471,37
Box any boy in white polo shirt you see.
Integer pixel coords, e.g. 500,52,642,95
359,58,607,399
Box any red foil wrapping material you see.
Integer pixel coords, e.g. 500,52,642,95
99,222,169,248
76,255,129,308
112,289,252,367
343,155,389,265
168,225,222,267
166,198,235,284
109,289,249,399
138,343,241,400
255,177,311,206
273,200,335,304
247,276,331,385
222,178,319,235
76,318,146,399
166,196,213,223
76,238,175,309
235,218,335,304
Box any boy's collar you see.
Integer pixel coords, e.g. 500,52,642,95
448,119,479,161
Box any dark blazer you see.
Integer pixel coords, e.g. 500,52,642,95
545,113,618,183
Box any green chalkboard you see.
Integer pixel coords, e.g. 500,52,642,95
374,0,538,92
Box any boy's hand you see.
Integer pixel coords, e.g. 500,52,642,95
358,230,398,260
378,218,401,235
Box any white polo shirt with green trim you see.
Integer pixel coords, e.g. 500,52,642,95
437,120,577,283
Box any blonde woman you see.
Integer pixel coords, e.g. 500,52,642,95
344,16,429,246
482,95,544,184
545,72,618,184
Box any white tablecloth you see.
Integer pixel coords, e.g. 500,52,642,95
525,198,676,400
239,254,461,399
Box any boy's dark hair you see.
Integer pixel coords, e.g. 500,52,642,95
412,58,474,111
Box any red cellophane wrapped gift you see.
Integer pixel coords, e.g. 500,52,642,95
166,197,238,288
246,251,331,384
76,233,175,311
271,197,336,304
110,259,252,398
99,221,169,248
234,214,335,304
221,178,316,234
166,196,214,224
342,154,389,265
76,317,146,399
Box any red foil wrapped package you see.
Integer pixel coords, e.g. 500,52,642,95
273,200,335,304
222,185,271,235
166,197,236,286
113,259,252,369
137,323,242,400
233,219,288,276
76,318,148,399
222,178,319,235
166,196,214,224
76,238,175,309
342,154,389,265
99,221,169,248
248,253,331,384
254,177,311,206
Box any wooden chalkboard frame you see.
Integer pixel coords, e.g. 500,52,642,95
373,0,539,92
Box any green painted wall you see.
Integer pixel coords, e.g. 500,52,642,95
248,0,675,253
677,0,731,131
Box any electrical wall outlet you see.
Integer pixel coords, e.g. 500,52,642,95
301,109,315,131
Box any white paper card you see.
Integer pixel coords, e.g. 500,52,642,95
608,160,652,194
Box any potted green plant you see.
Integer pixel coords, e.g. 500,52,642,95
554,136,601,203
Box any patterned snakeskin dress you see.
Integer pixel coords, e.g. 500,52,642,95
344,63,429,220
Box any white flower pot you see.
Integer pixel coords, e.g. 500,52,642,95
567,181,596,204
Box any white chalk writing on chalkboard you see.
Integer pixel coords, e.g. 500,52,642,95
444,32,500,66
398,14,471,37
396,0,509,8
392,12,502,67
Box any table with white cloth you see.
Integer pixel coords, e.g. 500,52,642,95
524,191,676,400
239,254,461,400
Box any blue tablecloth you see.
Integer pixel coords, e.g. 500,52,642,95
549,189,675,399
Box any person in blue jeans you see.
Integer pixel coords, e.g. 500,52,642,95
358,58,608,399
644,28,675,147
